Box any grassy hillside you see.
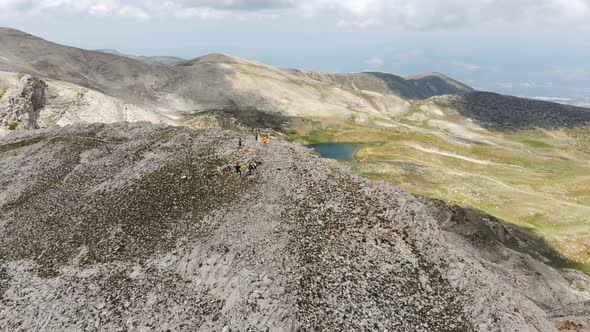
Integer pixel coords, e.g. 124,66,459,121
292,98,590,267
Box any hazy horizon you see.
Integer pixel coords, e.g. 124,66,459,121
1,0,589,107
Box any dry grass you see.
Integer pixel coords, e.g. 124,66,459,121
293,106,590,267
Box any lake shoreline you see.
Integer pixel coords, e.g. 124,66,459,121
307,143,366,162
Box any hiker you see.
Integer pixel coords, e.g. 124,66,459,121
248,161,255,175
234,162,241,174
249,160,262,175
248,160,259,175
262,135,269,144
238,138,243,149
241,163,248,175
255,129,259,142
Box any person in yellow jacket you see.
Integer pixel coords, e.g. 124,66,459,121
262,135,269,144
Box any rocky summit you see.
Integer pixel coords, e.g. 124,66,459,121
1,123,589,331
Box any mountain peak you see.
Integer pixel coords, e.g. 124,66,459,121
405,72,451,80
405,72,474,93
184,53,244,66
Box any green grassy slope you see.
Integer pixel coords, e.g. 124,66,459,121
291,98,590,266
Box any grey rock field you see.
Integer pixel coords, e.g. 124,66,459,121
0,123,589,331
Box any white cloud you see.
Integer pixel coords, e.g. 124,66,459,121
301,0,590,30
364,56,383,67
1,0,589,28
497,81,554,89
516,96,590,107
526,96,572,102
497,82,514,89
452,62,484,71
0,0,296,20
389,50,429,65
552,68,590,81
571,97,590,107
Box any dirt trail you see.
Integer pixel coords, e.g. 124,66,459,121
406,143,494,165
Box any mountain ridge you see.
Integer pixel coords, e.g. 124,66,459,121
4,27,589,133
94,48,188,66
0,28,475,118
2,27,590,137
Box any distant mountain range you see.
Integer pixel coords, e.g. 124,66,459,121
0,27,477,125
1,26,589,133
93,49,188,66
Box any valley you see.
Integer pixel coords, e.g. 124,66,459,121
293,98,590,268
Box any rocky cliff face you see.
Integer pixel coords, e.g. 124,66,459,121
0,123,588,331
0,76,47,130
0,72,173,134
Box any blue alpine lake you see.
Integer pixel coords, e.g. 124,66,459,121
308,143,365,162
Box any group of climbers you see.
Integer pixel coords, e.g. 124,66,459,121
234,159,262,176
223,128,270,176
238,129,270,151
217,159,263,176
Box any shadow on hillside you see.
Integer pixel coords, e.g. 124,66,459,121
362,72,422,99
440,91,590,131
185,107,289,131
362,72,473,100
185,107,320,136
418,196,586,274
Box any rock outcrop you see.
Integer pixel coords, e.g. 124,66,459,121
0,76,47,130
0,72,174,134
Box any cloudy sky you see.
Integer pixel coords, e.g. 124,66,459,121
1,0,589,106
